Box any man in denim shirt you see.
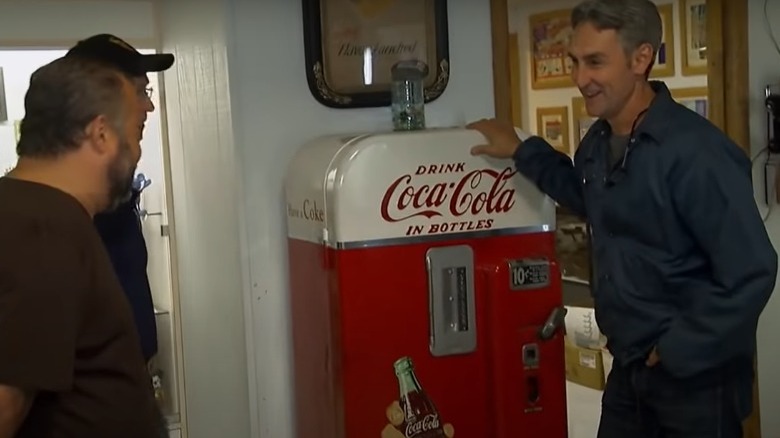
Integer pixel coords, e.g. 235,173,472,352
469,0,777,437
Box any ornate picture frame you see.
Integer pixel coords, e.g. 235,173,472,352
301,0,450,109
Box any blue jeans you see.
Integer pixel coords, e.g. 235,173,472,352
597,360,748,438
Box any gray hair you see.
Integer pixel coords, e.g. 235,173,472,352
571,0,663,66
17,56,128,158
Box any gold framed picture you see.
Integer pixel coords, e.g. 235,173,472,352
529,8,574,90
650,3,675,78
536,106,570,154
571,96,597,143
679,0,707,76
671,86,708,119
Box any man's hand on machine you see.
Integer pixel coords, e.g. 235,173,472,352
467,118,522,159
380,400,455,438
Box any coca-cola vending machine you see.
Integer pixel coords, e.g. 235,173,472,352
285,127,568,438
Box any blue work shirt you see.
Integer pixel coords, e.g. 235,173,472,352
94,190,157,362
514,81,777,381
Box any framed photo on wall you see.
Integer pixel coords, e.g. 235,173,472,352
679,0,707,76
572,96,597,143
650,3,675,78
529,8,574,90
671,86,708,119
301,0,450,108
536,106,570,154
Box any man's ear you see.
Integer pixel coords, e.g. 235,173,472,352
84,115,113,155
632,42,655,76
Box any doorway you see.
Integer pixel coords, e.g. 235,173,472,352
0,47,185,438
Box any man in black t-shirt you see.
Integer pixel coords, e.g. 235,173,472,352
0,56,160,437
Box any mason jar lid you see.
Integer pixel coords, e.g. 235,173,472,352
391,60,429,81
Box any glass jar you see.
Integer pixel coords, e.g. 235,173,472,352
390,60,429,131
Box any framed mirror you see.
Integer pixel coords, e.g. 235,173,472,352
302,0,450,108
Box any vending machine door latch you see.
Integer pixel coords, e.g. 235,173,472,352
537,306,567,341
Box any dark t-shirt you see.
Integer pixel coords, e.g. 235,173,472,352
0,177,160,438
608,133,630,169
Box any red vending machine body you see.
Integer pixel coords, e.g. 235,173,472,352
285,128,567,438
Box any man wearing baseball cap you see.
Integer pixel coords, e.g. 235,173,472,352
66,34,174,434
68,34,174,77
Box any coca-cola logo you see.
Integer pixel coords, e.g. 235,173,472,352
380,163,516,223
405,414,441,437
287,198,324,223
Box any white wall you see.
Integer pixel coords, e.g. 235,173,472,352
510,0,706,154
748,0,780,435
0,1,154,46
223,0,494,436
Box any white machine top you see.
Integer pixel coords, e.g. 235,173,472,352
284,127,556,248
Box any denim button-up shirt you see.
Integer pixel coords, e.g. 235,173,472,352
94,190,157,362
514,81,777,380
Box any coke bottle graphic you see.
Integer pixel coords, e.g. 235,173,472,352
393,356,446,438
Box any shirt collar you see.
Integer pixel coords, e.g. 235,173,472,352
589,80,675,144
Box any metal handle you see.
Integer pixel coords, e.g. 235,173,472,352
139,209,163,220
537,306,567,341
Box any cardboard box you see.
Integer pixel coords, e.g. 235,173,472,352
564,305,607,350
564,336,606,390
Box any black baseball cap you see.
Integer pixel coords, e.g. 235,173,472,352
66,34,174,77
